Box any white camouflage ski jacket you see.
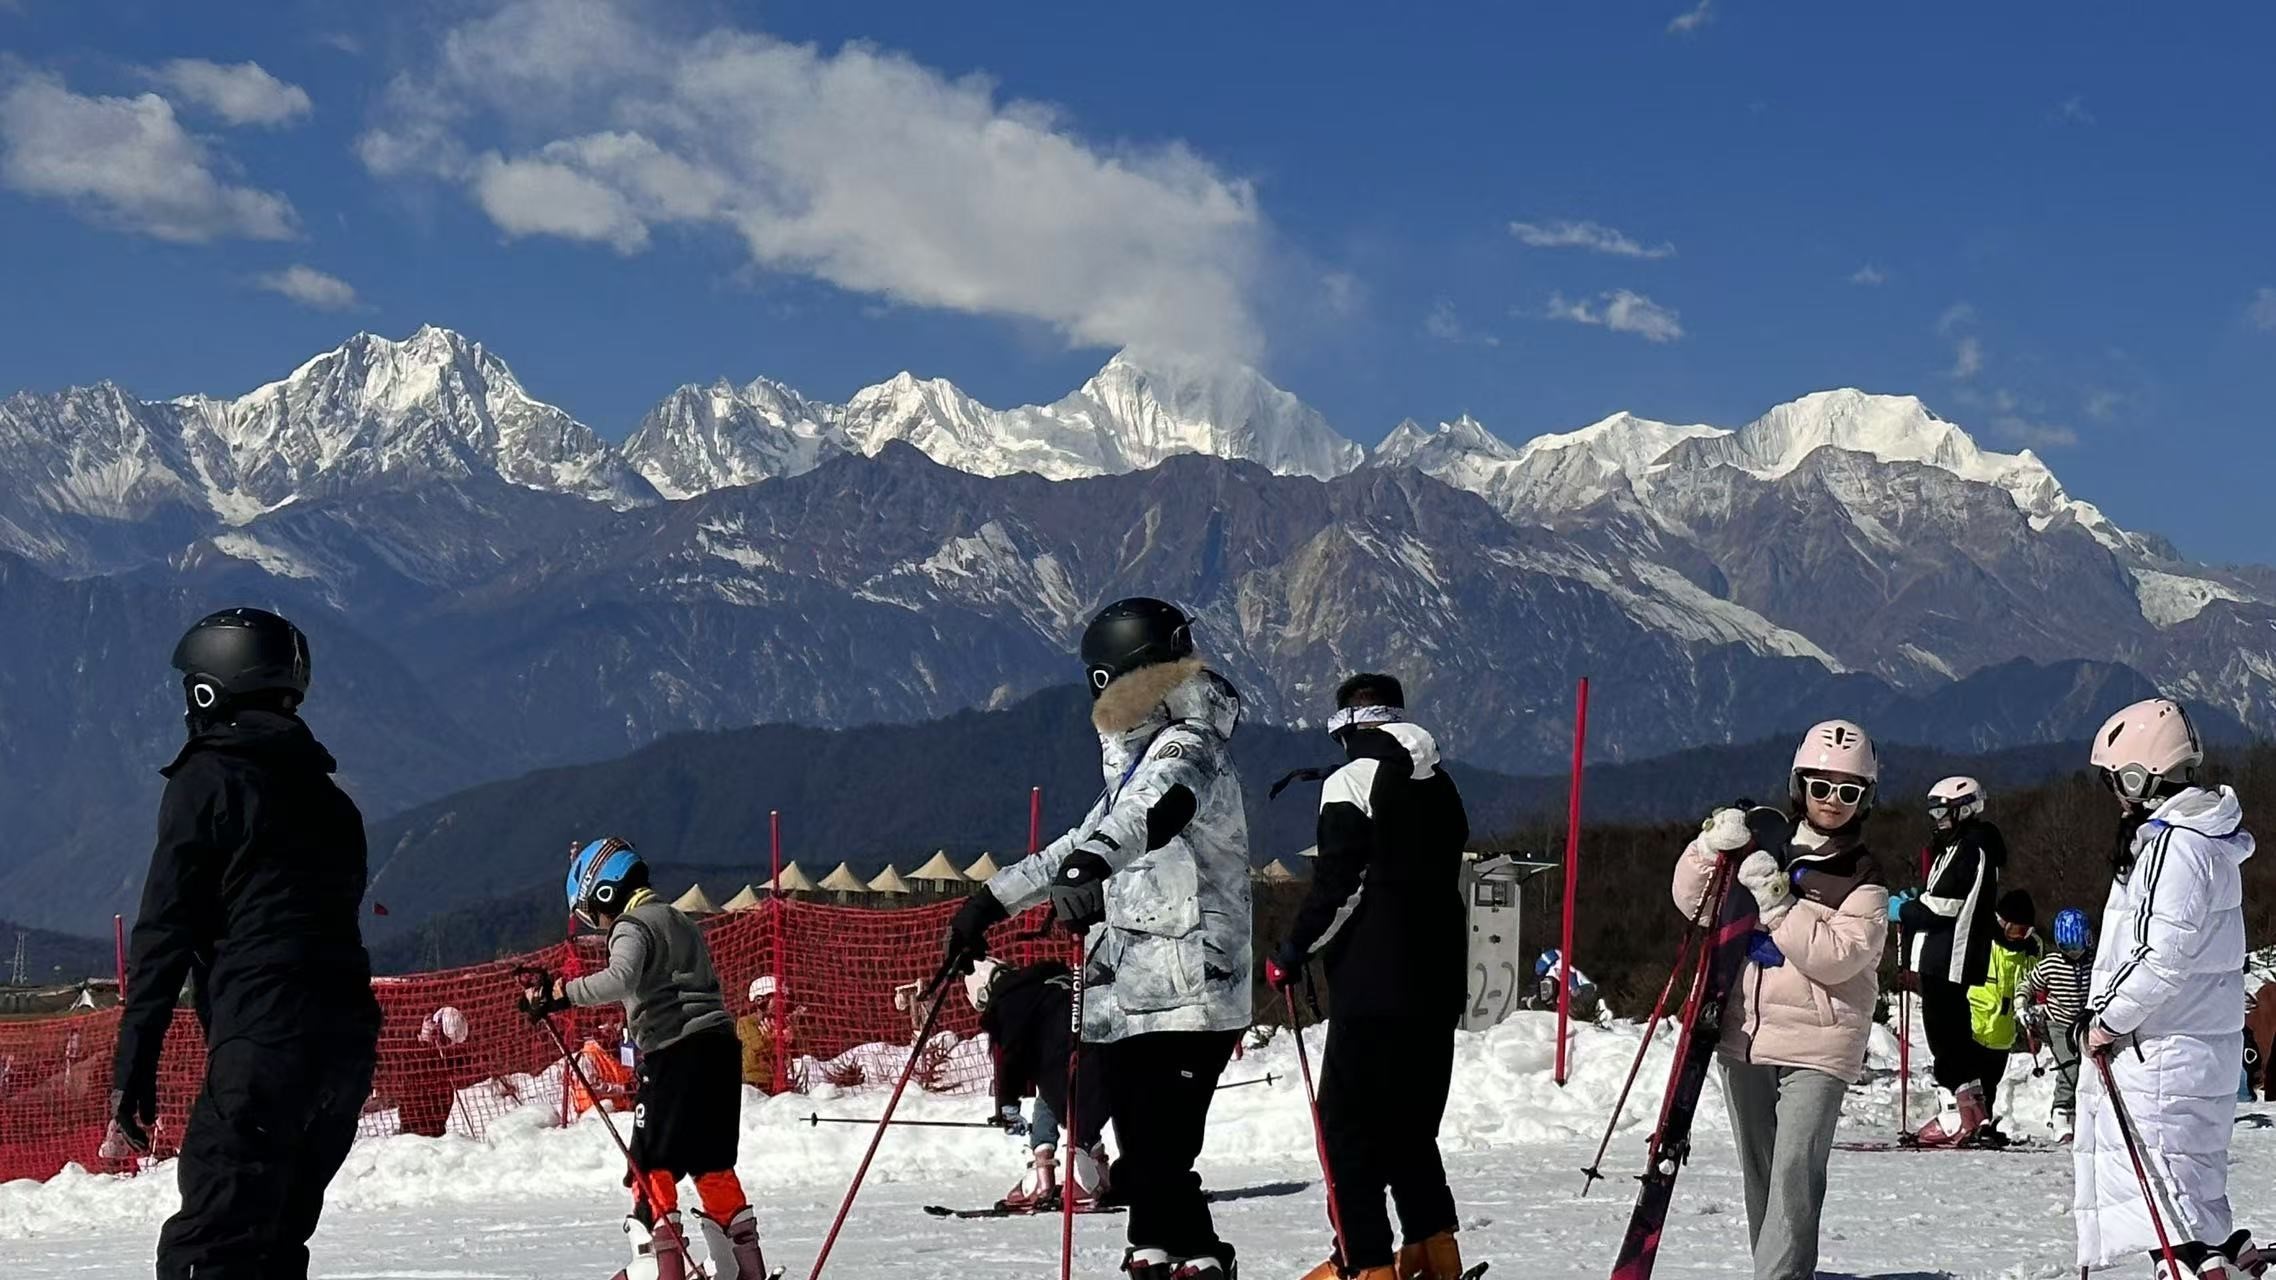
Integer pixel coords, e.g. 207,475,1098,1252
2074,785,2256,1267
987,659,1254,1044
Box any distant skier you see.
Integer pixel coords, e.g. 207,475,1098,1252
943,597,1252,1280
521,838,765,1280
1959,889,2042,1146
1532,948,1602,1020
104,607,382,1280
1670,720,1889,1280
964,956,1111,1212
2024,907,2094,1141
2073,698,2262,1279
1267,673,1471,1280
1891,774,2005,1147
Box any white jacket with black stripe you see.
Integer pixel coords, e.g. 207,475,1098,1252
2074,785,2256,1267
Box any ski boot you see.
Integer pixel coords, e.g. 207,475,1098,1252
2219,1231,2270,1277
1397,1230,1466,1280
1299,1262,1395,1280
1911,1082,1987,1147
1124,1247,1176,1280
999,1144,1058,1213
689,1206,768,1280
1959,1118,2010,1149
1068,1143,1110,1211
612,1212,690,1280
2054,1109,2076,1145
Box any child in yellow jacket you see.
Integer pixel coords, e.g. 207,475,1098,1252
1965,889,2042,1144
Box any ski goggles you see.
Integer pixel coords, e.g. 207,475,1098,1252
1802,777,1868,806
2098,764,2158,804
1326,703,1404,742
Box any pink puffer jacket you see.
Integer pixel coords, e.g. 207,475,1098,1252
1670,833,1890,1082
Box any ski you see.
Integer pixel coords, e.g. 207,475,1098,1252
1832,1138,2059,1154
1609,820,1766,1280
923,1202,1125,1219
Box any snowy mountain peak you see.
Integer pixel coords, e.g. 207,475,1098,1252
622,374,846,500
1050,348,1364,480
1515,411,1726,475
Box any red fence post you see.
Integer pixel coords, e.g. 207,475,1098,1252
1554,676,1590,1087
770,809,789,1095
1028,786,1042,856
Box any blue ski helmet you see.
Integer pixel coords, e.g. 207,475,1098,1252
2053,908,2091,954
1535,947,1560,978
566,837,647,927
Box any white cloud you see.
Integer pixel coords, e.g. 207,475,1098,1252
1935,302,1976,336
1667,0,1715,34
149,59,312,127
2053,95,2096,126
1545,289,1684,343
1425,299,1500,347
358,0,1266,359
1991,414,2078,449
1509,218,1675,260
2082,388,2123,422
0,71,296,241
255,264,358,310
2249,287,2276,333
1849,264,1887,286
1949,335,1985,379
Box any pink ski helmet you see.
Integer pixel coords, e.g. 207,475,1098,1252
1789,719,1879,809
2089,697,2202,805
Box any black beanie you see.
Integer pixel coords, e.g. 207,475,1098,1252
1996,888,2036,929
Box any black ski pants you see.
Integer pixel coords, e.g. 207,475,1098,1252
1920,977,2005,1115
1318,1013,1459,1270
157,1032,377,1280
1102,1028,1242,1263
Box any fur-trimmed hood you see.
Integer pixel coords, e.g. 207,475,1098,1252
1091,657,1242,743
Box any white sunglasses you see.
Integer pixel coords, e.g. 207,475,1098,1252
1803,777,1868,806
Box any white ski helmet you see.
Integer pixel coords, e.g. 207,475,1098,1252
963,958,1003,1013
1789,719,1879,809
748,976,778,1004
2089,697,2202,805
1925,776,1985,828
419,1005,469,1047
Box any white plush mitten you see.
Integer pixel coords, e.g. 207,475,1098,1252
1736,850,1794,925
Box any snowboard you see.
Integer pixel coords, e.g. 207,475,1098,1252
1608,812,1772,1280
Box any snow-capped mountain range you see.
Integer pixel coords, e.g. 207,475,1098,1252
3,326,2273,932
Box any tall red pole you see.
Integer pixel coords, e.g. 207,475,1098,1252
1028,786,1043,856
113,914,126,999
1554,676,1590,1087
770,809,788,1095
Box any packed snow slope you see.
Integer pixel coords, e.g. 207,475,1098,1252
4,1010,2258,1278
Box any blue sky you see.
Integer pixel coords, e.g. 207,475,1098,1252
2,1,2270,561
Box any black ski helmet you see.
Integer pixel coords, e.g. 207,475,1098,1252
172,607,311,713
1079,597,1194,698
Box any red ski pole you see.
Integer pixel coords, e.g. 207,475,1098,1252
809,955,961,1280
1581,920,1699,1195
2095,1049,2185,1279
1059,933,1085,1280
1287,978,1350,1273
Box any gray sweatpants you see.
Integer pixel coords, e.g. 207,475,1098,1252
2047,1024,2082,1117
1720,1059,1848,1280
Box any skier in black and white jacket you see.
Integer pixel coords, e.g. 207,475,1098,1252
1895,775,2005,1145
1269,674,1471,1280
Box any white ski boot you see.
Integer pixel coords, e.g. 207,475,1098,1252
611,1213,689,1280
690,1206,769,1280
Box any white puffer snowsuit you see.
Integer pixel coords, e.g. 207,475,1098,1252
2074,785,2256,1269
987,660,1254,1044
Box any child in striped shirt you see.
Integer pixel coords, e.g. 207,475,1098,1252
2024,906,2094,1142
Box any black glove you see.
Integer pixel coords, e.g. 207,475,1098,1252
100,1082,154,1158
1048,850,1113,932
947,890,1008,974
517,971,571,1019
1264,944,1305,990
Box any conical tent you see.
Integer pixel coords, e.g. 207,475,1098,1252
768,861,820,893
962,852,1002,880
818,862,870,894
673,883,720,914
1258,859,1300,882
868,865,912,895
908,850,969,885
722,884,764,911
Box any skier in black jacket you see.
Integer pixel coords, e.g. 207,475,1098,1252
1892,774,2004,1146
104,608,382,1280
967,957,1111,1210
1268,673,1471,1280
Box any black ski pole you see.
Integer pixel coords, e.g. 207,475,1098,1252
1216,1073,1279,1092
1581,918,1701,1195
808,952,962,1280
1058,932,1085,1280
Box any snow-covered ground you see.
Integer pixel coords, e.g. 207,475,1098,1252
1,1011,2264,1278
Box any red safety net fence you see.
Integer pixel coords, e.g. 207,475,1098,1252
0,898,1074,1184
